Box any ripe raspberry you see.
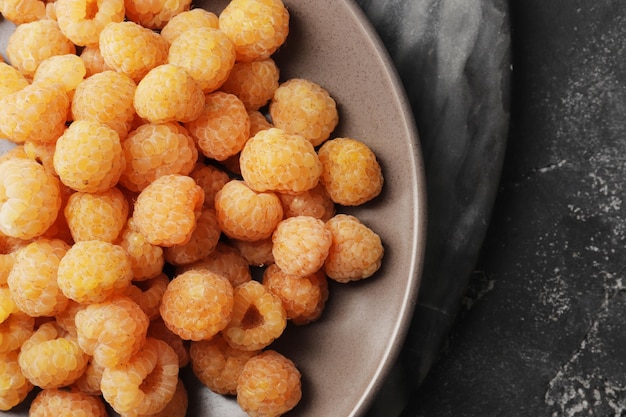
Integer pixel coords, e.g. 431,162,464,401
134,64,205,124
64,187,129,243
147,318,190,368
318,137,384,206
57,240,133,304
215,180,283,241
160,8,219,45
188,162,231,209
71,70,137,139
33,54,87,93
55,0,125,47
72,358,105,395
99,21,168,82
0,158,62,240
6,20,75,78
231,237,275,268
124,0,191,29
132,174,204,247
75,295,149,368
0,63,29,100
324,214,384,282
145,377,188,417
177,241,252,288
7,238,70,317
0,350,33,411
18,322,89,389
0,286,18,324
278,183,336,222
79,46,113,77
222,280,286,351
120,123,199,192
271,216,331,277
185,91,250,161
167,27,235,93
0,82,69,144
221,58,280,111
248,109,273,136
190,333,259,395
164,208,221,266
117,219,165,281
30,388,108,417
218,0,290,62
237,350,301,417
124,272,169,320
159,269,233,341
100,337,179,416
0,0,46,24
240,128,322,194
0,312,34,353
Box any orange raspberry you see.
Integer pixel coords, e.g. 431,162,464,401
190,333,259,395
116,219,165,281
120,123,199,192
0,0,46,24
167,27,235,93
240,128,322,194
33,54,87,93
215,180,283,241
0,350,33,411
222,280,286,351
160,269,233,341
177,241,252,288
132,174,204,247
188,162,230,209
160,8,219,45
269,78,339,147
57,240,133,304
124,272,169,320
145,377,188,417
0,158,61,240
230,237,275,268
0,63,29,100
221,58,280,111
55,0,125,47
164,208,221,266
237,350,301,417
30,388,108,417
79,46,114,77
147,318,190,368
0,312,34,354
134,64,205,125
185,91,250,161
278,183,336,222
247,109,273,136
124,0,191,29
318,137,384,206
218,0,289,62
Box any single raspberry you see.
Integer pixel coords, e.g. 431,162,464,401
248,110,273,136
160,8,219,45
147,318,190,368
215,180,283,242
57,240,133,304
29,388,108,417
100,337,179,416
269,78,339,147
185,91,250,161
75,295,149,368
278,183,336,222
0,286,18,324
190,333,259,395
64,187,129,243
0,350,33,411
0,158,62,240
0,0,46,24
221,58,280,111
164,208,221,266
222,280,286,351
132,174,204,247
124,0,191,29
230,237,275,268
134,64,205,124
72,358,105,395
240,127,322,194
218,0,289,62
271,216,331,277
120,123,199,192
33,54,87,93
124,273,169,320
176,241,252,288
318,137,384,206
99,21,168,82
323,214,384,282
0,63,29,100
167,27,235,93
116,219,165,281
55,0,125,47
0,312,34,354
7,238,70,317
79,46,113,77
237,350,301,417
188,162,231,209
71,70,137,139
6,20,75,78
159,269,233,341
144,377,188,417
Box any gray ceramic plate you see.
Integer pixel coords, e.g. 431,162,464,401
0,0,426,416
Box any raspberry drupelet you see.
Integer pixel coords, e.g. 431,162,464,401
29,388,108,417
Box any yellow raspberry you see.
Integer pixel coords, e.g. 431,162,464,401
71,70,137,139
30,388,108,417
159,269,234,341
0,63,29,100
33,54,86,93
99,21,168,82
167,27,235,93
324,214,384,282
64,187,129,242
7,238,70,317
185,91,250,161
124,272,169,320
221,58,280,111
124,0,191,29
57,240,133,303
147,318,190,368
248,109,273,136
177,241,252,288
318,137,384,206
188,162,230,209
145,377,188,417
0,158,61,240
55,0,125,47
0,0,46,24
231,237,275,268
278,183,336,222
0,82,69,144
134,64,205,124
79,46,113,77
164,208,221,266
120,123,199,192
271,216,331,277
215,180,283,241
0,312,34,354
218,0,289,62
6,20,75,78
53,120,125,193
160,8,219,45
0,350,34,411
269,78,339,147
132,174,204,247
240,128,322,194
116,218,165,281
